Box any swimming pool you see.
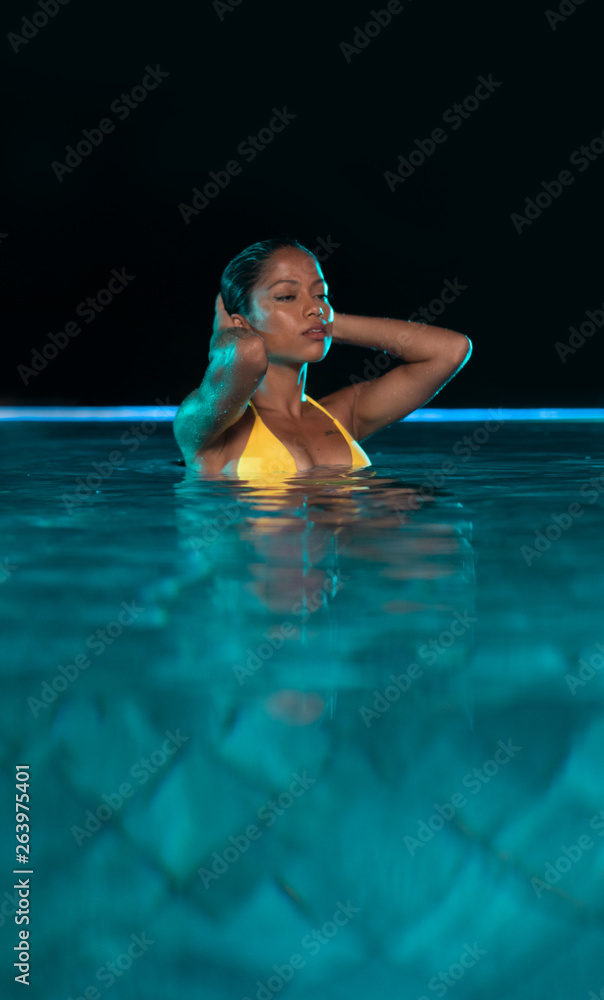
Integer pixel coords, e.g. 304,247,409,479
2,415,603,999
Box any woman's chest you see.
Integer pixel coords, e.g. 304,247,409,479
222,405,354,472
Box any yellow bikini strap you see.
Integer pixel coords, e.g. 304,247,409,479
305,395,350,434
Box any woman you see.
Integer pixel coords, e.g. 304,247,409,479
173,237,472,477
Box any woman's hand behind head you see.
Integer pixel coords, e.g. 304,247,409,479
209,293,267,361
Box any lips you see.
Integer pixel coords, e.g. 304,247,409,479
302,326,327,340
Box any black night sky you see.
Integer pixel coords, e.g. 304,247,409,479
2,0,602,408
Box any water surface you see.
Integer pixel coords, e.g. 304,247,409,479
1,419,603,1000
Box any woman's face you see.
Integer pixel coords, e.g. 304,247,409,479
232,248,333,364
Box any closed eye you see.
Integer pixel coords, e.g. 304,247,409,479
275,294,330,301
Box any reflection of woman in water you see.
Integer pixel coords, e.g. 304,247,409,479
173,237,472,477
170,237,475,727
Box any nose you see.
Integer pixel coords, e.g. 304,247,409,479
304,296,323,316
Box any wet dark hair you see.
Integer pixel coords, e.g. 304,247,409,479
220,236,318,319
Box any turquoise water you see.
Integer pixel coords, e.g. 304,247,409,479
2,418,604,1000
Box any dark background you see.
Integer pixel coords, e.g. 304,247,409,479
1,0,602,407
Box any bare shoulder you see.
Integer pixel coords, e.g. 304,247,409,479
314,387,356,437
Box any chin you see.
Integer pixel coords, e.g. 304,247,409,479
306,338,330,354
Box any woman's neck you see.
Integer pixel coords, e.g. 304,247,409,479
251,362,308,419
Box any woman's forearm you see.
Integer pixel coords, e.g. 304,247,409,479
331,312,470,363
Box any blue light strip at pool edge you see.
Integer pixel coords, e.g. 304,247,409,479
0,407,603,422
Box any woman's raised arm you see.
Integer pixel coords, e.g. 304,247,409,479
173,295,268,466
326,312,472,441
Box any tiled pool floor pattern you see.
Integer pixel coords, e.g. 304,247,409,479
1,421,603,999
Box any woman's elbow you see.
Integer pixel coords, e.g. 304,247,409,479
453,333,472,366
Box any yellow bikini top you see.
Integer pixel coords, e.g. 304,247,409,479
236,394,371,478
